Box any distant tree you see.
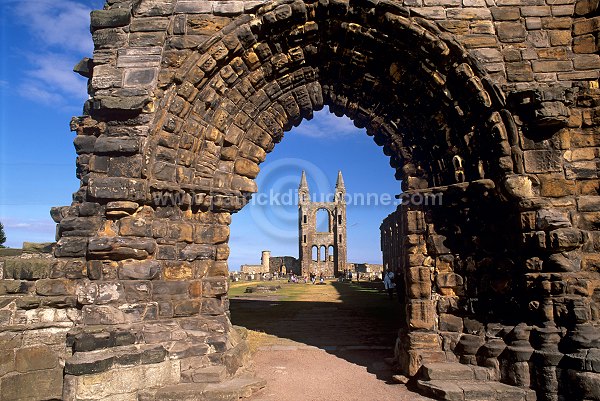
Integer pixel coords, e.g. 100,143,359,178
0,221,6,248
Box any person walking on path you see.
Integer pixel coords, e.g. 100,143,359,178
394,270,404,303
383,268,396,300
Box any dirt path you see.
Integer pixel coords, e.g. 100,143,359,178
229,280,433,401
246,347,432,401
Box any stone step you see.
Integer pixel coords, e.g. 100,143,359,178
190,365,228,383
151,376,267,401
65,344,167,376
418,362,493,381
416,380,535,401
203,377,267,400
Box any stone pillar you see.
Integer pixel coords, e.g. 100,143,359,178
500,324,534,388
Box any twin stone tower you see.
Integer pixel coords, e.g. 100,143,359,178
298,170,347,277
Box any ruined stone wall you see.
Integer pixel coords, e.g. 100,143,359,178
269,256,301,275
0,0,598,399
381,164,600,400
298,172,347,277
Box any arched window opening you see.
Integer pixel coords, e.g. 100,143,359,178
320,245,326,262
312,246,318,262
316,208,330,232
328,246,334,261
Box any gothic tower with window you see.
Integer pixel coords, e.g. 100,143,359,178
298,170,347,277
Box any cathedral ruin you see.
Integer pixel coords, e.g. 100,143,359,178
298,170,347,277
0,0,599,400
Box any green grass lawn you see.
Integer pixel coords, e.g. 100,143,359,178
229,279,403,348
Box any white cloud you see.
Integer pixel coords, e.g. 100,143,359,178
17,80,66,106
1,0,99,106
17,53,88,106
1,217,55,231
292,107,364,139
11,0,96,54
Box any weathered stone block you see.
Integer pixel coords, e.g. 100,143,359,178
408,300,436,330
152,281,189,300
60,216,104,237
15,345,58,372
94,95,151,111
95,136,140,155
130,32,166,47
88,177,147,202
201,297,226,315
523,150,562,173
163,262,194,280
549,228,583,250
532,60,573,72
439,314,464,332
91,9,131,30
130,17,171,33
574,34,598,53
202,277,228,297
73,360,180,399
436,272,464,288
538,174,577,197
578,196,600,212
536,208,571,230
506,62,534,82
565,161,599,180
0,368,63,401
180,244,215,261
491,7,520,20
88,236,156,260
119,260,161,280
173,299,201,316
82,305,126,325
3,259,53,280
36,279,75,296
497,22,526,42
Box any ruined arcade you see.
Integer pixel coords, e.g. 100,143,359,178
0,0,598,400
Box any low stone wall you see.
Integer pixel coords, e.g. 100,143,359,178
0,249,250,400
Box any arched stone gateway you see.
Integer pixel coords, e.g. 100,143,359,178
0,0,599,399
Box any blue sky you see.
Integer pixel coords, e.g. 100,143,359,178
0,0,402,268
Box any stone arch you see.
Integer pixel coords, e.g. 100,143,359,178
134,0,517,209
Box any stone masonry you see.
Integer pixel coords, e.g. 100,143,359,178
0,0,597,399
298,170,347,277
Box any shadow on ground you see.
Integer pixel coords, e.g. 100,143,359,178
229,280,404,382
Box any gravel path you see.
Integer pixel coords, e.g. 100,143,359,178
246,346,433,401
230,281,434,401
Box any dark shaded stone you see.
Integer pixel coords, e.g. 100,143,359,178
173,299,201,317
91,8,131,30
95,136,140,155
180,244,216,261
439,314,463,332
88,236,156,260
35,279,75,296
